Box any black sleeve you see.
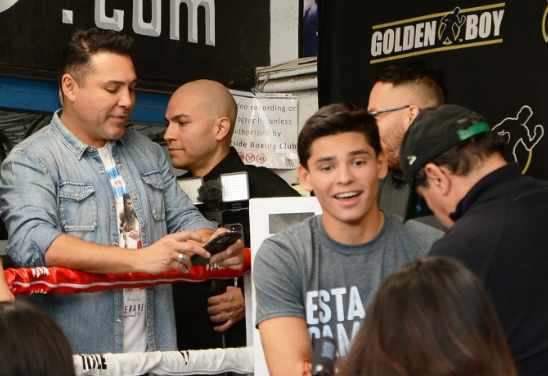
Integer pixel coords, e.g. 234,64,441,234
429,223,497,282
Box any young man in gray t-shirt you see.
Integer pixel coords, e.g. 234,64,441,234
253,104,442,376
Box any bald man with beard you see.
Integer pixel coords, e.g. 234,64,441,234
164,80,299,352
367,64,445,224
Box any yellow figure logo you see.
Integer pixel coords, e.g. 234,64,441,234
492,106,545,174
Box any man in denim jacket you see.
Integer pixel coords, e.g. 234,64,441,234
0,29,244,354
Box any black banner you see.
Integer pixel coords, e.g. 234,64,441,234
319,1,548,179
0,0,270,91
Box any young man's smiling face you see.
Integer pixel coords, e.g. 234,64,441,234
299,131,388,233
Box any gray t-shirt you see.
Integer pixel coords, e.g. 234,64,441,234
253,214,442,356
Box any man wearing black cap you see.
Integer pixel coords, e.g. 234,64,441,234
400,104,548,376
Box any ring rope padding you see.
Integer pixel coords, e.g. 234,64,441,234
4,248,251,295
74,346,254,376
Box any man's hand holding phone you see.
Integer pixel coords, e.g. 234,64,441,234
194,229,245,270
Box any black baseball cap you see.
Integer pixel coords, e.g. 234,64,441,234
400,104,490,184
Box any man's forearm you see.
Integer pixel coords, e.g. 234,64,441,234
45,234,139,274
44,229,217,275
259,317,312,376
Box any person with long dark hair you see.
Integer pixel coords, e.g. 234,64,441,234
341,257,517,376
0,300,76,376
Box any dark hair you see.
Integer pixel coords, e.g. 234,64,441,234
298,103,381,168
341,257,516,376
61,28,134,83
415,123,507,187
373,63,446,105
0,300,76,376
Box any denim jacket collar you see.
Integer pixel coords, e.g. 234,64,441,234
51,109,125,160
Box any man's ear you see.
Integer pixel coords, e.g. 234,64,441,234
60,73,78,103
405,104,421,130
424,163,451,196
214,117,231,141
298,165,313,192
376,151,388,180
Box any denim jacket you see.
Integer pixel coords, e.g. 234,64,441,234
0,111,215,354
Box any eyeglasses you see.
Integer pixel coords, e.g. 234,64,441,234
368,104,410,117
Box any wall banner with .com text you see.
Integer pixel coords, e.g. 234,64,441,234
0,0,269,91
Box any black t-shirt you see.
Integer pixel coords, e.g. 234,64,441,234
430,165,548,376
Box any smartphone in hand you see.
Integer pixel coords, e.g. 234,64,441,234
193,231,241,265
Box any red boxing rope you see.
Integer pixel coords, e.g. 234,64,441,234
4,248,251,296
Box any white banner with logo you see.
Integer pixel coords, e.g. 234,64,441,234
231,92,299,169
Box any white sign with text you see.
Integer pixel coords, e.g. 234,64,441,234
231,93,299,169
